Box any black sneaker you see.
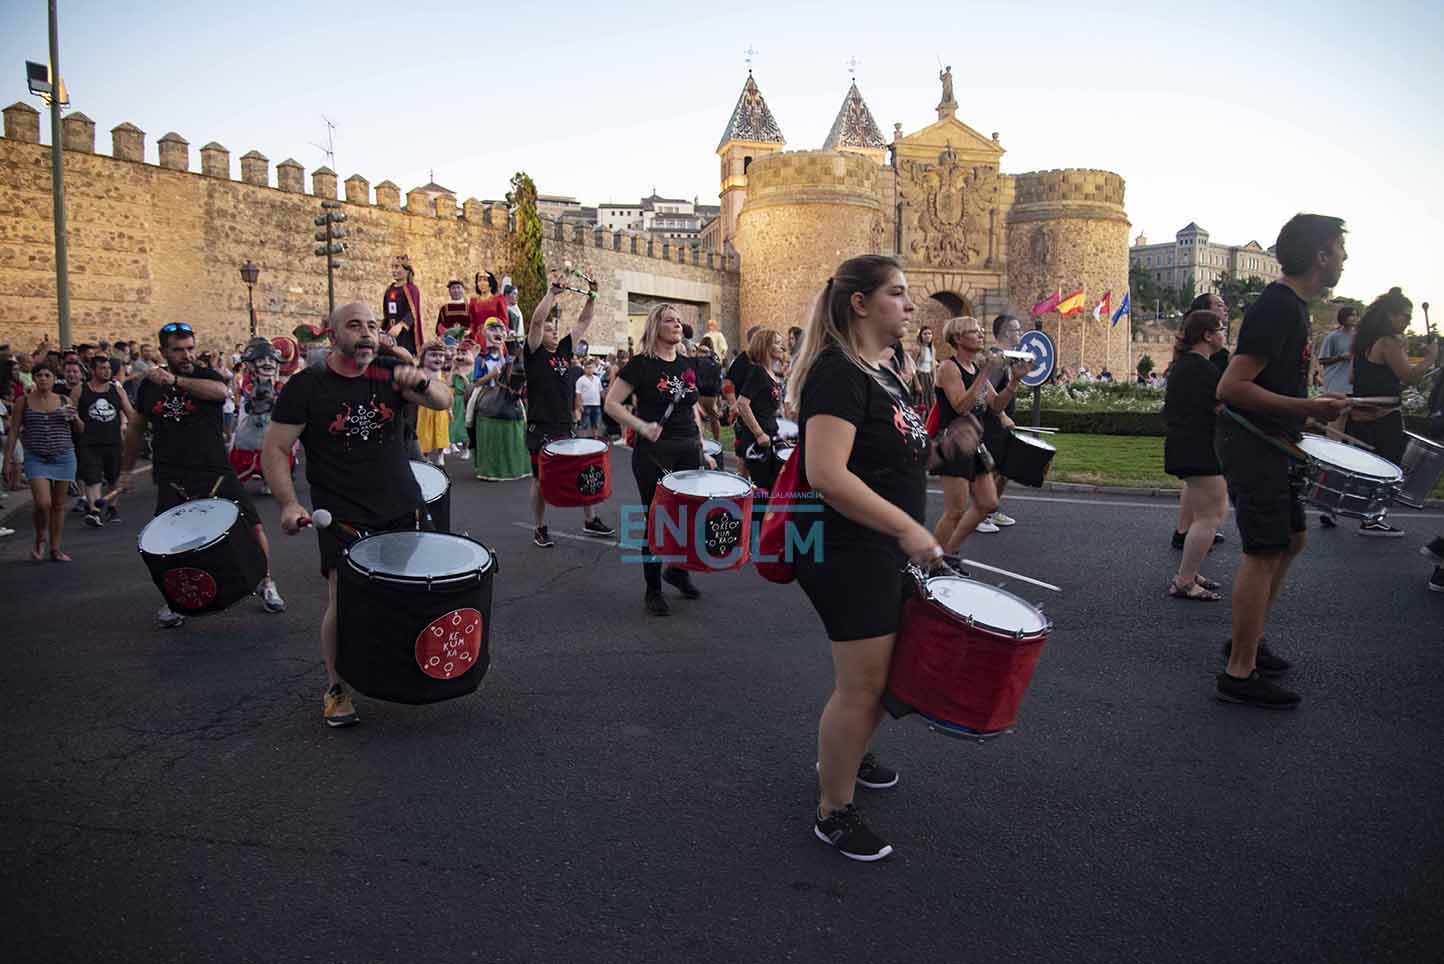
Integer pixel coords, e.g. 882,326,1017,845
104,504,122,525
1212,531,1225,545
533,526,555,548
645,590,670,616
582,516,615,537
83,511,103,528
1319,513,1338,528
856,752,899,790
1430,567,1444,594
1359,519,1405,538
1222,639,1292,677
814,804,893,862
1215,671,1300,709
662,566,701,599
1171,530,1186,550
1421,537,1444,563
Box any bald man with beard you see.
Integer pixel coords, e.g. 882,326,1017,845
263,302,451,728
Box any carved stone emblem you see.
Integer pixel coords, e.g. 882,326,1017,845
899,157,999,269
1031,226,1056,267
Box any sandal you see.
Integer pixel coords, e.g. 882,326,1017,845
1194,574,1221,591
31,545,45,561
1168,579,1220,602
50,549,73,563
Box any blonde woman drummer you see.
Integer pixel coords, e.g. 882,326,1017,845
930,316,1004,549
789,255,939,862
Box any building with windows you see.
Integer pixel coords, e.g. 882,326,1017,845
1129,223,1282,295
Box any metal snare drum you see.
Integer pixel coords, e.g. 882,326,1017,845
1396,431,1444,509
1294,434,1403,521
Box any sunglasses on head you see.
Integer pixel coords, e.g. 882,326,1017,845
160,322,194,335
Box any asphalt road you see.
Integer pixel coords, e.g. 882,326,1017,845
3,447,1442,964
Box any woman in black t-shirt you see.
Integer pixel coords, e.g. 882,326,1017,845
605,304,717,616
1163,309,1227,601
735,328,786,489
930,316,1002,553
788,255,939,863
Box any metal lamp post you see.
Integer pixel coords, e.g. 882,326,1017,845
240,260,260,335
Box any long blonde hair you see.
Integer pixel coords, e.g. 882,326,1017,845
784,255,902,412
638,303,680,358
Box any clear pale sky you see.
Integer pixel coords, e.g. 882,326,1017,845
3,0,1441,330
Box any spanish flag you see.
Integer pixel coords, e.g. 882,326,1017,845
1057,287,1086,316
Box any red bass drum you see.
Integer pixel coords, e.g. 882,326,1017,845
538,437,611,507
647,469,754,572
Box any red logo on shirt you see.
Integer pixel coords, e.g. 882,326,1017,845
151,391,197,422
327,399,395,443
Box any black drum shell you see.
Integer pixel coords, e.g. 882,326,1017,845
1000,432,1055,487
139,510,266,615
336,552,494,705
426,484,452,532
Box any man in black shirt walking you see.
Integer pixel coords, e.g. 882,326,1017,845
524,276,614,547
120,323,287,628
264,302,452,728
73,355,135,527
1215,214,1352,709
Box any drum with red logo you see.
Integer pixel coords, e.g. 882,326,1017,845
337,531,496,704
538,437,611,507
137,498,266,615
886,573,1052,739
647,469,754,572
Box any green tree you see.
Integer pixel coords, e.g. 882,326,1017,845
506,172,547,320
1137,354,1155,378
1129,265,1163,318
1215,271,1269,317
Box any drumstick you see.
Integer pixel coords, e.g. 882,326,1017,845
958,558,1062,593
208,476,225,497
1349,396,1401,406
1306,419,1376,451
1011,426,1059,434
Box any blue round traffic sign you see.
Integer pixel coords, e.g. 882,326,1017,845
1017,330,1056,388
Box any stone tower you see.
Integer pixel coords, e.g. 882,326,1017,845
716,72,785,251
822,82,888,166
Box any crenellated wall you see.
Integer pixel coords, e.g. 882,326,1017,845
0,106,738,354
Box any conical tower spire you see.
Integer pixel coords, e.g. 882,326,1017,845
717,73,785,152
822,80,887,164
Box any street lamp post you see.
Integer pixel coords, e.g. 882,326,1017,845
240,260,260,336
26,2,71,347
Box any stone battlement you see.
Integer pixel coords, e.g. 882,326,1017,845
1012,168,1127,207
743,150,883,201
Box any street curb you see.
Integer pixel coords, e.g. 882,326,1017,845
1038,479,1443,509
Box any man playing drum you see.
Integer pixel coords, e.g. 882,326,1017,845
262,302,452,728
1215,214,1352,709
118,322,286,628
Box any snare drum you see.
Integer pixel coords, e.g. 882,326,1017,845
887,575,1052,738
137,498,266,614
1000,430,1056,487
337,531,497,704
538,437,611,507
1396,431,1444,509
1294,434,1404,520
648,469,754,572
703,438,722,462
776,418,799,442
410,460,452,531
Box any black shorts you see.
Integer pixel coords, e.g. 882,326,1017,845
526,422,573,478
155,471,261,528
77,444,121,487
1216,421,1304,555
317,510,420,577
795,541,910,642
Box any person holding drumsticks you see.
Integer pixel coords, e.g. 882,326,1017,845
1215,214,1352,709
262,302,450,728
118,322,286,627
734,328,786,490
930,316,1004,548
984,314,1030,530
788,255,937,862
604,304,717,616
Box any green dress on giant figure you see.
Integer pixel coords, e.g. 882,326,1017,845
470,350,530,482
449,371,469,449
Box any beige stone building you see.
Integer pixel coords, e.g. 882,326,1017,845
717,68,1132,371
1130,222,1282,296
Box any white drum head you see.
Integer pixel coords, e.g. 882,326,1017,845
1298,434,1401,479
139,498,239,555
1011,431,1057,454
662,469,753,499
409,460,450,502
348,531,492,578
776,418,799,440
775,446,796,462
702,439,722,457
543,437,608,457
927,576,1048,635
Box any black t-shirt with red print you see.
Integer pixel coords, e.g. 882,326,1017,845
737,364,782,446
524,334,575,429
618,352,700,441
272,362,422,526
1231,281,1312,439
135,366,231,478
798,347,929,549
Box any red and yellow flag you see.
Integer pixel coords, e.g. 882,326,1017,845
1057,288,1086,316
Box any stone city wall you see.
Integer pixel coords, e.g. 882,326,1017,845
0,103,737,354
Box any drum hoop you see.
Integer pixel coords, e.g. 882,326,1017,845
542,438,608,456
923,577,1053,639
1299,434,1402,480
343,532,496,583
410,460,452,500
660,469,753,499
136,498,239,557
1404,430,1444,454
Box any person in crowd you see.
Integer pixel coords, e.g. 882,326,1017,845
603,303,715,616
1163,309,1229,601
1215,213,1353,709
985,314,1029,530
469,322,528,482
524,278,614,546
4,363,82,560
383,254,422,357
694,336,724,443
725,326,763,475
448,346,472,456
118,322,286,627
1317,305,1358,397
704,319,729,360
913,326,936,412
1098,367,1114,382
62,359,85,397
931,316,1003,545
415,341,452,467
1341,287,1438,537
436,280,471,341
735,328,787,490
15,351,35,390
787,325,804,359
1170,294,1231,550
574,356,605,440
263,302,450,728
73,354,135,527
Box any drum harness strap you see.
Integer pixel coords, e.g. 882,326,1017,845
1221,406,1308,463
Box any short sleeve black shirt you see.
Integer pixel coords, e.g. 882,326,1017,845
524,334,574,428
737,365,781,444
726,353,753,395
1231,281,1311,438
272,362,422,526
1164,352,1221,443
988,364,1016,419
136,367,231,478
618,353,700,441
799,348,929,548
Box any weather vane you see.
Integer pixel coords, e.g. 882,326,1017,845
847,56,860,79
744,44,757,70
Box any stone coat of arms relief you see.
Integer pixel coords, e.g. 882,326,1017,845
899,150,1001,270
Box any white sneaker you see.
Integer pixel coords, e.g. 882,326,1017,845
0,526,14,538
976,519,1000,534
261,579,286,613
157,604,185,629
1359,520,1405,538
989,511,1016,527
